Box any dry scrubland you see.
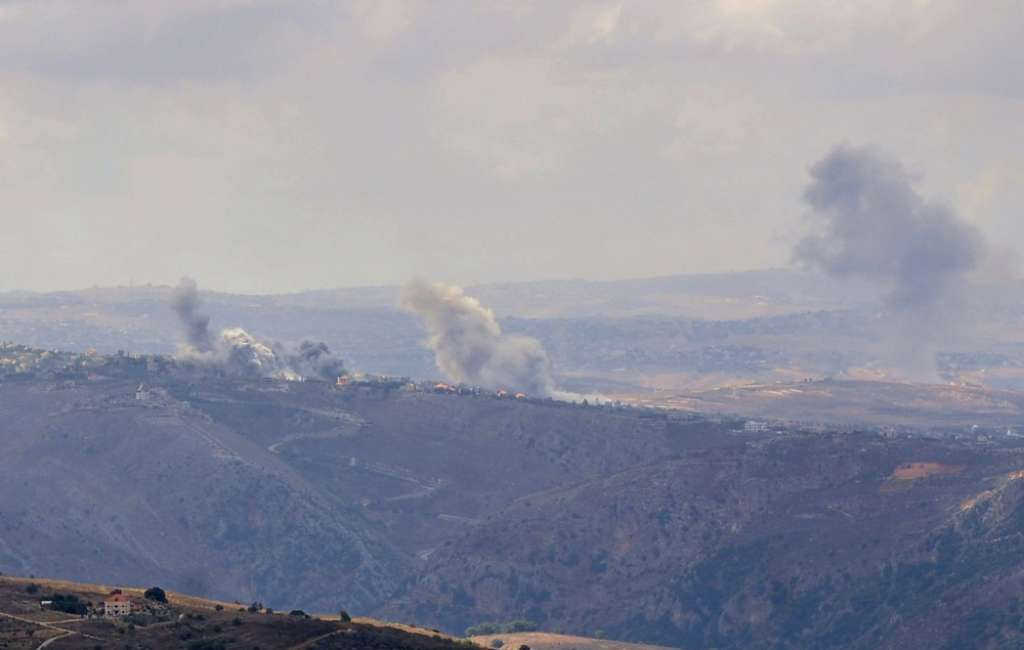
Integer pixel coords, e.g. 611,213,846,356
471,632,675,650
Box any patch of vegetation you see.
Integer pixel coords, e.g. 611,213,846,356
144,586,167,603
465,619,538,636
43,593,88,615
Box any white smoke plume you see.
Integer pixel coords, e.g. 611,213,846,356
794,145,987,381
400,280,578,398
171,277,345,381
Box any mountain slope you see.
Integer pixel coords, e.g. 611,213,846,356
0,350,739,614
391,433,1024,649
0,378,397,612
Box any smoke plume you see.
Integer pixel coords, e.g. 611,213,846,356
400,280,561,397
171,277,345,381
794,144,986,380
171,277,214,353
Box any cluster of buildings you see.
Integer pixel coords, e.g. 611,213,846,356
40,590,134,618
104,592,133,617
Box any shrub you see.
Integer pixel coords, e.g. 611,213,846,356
144,587,167,603
25,583,39,594
490,640,504,648
288,610,307,618
44,593,88,615
214,604,223,611
339,610,351,623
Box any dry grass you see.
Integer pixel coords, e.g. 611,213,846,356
1,575,473,650
889,462,964,481
471,631,676,650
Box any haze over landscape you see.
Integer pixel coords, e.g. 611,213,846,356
2,2,1024,649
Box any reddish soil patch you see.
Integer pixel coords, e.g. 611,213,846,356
889,462,964,481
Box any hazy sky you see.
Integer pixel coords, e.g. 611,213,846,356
1,0,1021,293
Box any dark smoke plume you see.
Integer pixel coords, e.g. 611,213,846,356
170,277,345,381
286,340,347,380
794,144,986,380
400,280,574,398
171,277,214,353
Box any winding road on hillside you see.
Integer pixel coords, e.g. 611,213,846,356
0,609,103,648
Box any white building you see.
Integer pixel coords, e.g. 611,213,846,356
743,420,770,433
104,593,132,617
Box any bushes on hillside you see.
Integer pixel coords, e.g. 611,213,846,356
465,619,538,636
465,622,500,636
43,593,88,615
503,620,538,633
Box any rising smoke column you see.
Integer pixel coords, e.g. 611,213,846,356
170,277,345,381
794,144,986,380
399,281,557,396
171,277,214,354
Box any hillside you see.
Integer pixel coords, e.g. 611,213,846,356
470,632,673,650
0,346,740,617
8,348,1024,647
390,433,1024,648
0,575,469,649
641,379,1024,431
